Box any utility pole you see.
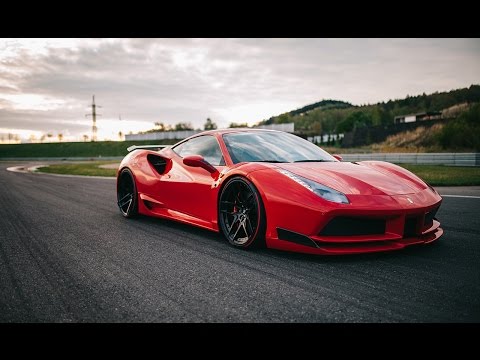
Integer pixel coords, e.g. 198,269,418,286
85,95,101,142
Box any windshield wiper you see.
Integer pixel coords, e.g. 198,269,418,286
293,159,333,163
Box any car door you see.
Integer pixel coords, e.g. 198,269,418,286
160,135,225,223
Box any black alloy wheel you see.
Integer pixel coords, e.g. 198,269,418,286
117,168,138,218
218,177,266,248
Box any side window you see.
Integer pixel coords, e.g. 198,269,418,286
173,135,224,166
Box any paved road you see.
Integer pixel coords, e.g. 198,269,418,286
1,162,479,322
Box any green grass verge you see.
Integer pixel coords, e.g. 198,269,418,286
37,161,480,186
399,164,480,186
38,162,118,177
0,139,177,158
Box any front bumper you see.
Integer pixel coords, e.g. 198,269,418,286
263,189,443,255
275,222,443,255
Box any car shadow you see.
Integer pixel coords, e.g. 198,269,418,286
117,213,441,264
256,242,441,264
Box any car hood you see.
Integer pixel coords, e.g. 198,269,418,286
276,161,428,196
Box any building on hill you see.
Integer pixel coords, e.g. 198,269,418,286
394,111,442,124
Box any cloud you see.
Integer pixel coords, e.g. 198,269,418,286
0,38,479,141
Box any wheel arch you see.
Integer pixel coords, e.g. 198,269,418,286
117,165,137,189
216,172,269,240
117,166,139,218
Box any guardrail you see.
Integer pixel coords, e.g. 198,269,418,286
1,153,479,166
340,153,480,166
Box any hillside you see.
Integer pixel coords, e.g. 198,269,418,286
258,85,480,150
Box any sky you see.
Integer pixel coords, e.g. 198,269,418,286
0,38,479,142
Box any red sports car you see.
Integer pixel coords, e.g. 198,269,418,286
117,129,443,255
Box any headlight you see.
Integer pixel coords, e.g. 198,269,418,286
278,169,349,204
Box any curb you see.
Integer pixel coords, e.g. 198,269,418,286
6,164,116,180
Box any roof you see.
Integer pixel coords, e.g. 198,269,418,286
193,128,285,136
394,111,442,119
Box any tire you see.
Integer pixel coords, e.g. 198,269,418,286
117,168,138,218
218,176,266,249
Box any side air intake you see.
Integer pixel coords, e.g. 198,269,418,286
147,154,168,175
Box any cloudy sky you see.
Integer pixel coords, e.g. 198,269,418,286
0,38,479,142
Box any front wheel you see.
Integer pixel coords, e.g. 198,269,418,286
218,177,266,249
117,168,138,218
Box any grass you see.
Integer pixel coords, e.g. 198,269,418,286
38,161,118,177
37,161,480,186
0,139,177,158
399,164,480,186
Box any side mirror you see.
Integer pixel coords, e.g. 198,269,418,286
332,154,343,161
183,155,218,174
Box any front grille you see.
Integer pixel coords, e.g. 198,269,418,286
316,240,397,249
319,217,386,236
404,217,418,237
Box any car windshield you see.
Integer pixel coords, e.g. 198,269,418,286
222,131,336,164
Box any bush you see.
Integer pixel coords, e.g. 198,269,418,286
439,103,480,150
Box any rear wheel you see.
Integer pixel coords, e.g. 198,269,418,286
218,177,266,249
117,168,138,218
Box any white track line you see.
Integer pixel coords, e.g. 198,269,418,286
441,195,480,199
6,164,115,180
6,166,27,173
34,172,116,180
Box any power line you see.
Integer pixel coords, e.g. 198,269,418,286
85,95,102,142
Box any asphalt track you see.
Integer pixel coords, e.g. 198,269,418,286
1,162,479,323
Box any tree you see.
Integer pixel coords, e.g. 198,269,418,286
229,122,249,128
311,121,322,134
29,134,37,143
277,113,291,124
154,122,166,131
337,111,372,133
204,118,217,130
58,133,63,142
40,134,46,143
83,134,89,142
174,122,194,131
118,131,123,141
439,103,480,150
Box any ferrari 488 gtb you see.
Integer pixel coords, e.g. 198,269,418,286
117,129,443,255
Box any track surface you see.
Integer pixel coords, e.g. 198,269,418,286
1,162,479,322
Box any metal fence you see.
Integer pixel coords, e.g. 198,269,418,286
340,153,480,166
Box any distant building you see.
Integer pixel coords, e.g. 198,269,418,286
255,122,295,133
394,111,442,124
125,130,201,141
